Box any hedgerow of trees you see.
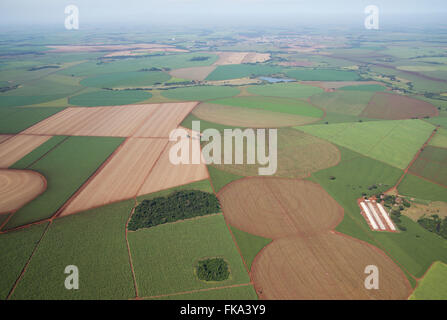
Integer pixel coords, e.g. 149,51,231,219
418,215,447,239
196,258,230,281
127,190,221,231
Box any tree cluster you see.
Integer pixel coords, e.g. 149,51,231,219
128,190,221,231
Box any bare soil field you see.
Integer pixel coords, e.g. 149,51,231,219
219,177,410,299
251,234,411,300
0,169,46,214
0,135,13,144
361,92,439,120
302,81,384,91
0,135,52,168
104,48,188,57
24,102,196,138
47,44,184,53
60,138,168,216
213,52,270,65
132,102,197,137
218,178,344,239
169,66,216,81
23,105,159,137
192,103,319,128
278,61,314,67
241,52,271,64
138,135,208,196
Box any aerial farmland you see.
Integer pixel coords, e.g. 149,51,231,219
0,0,446,308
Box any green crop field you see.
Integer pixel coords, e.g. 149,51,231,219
128,214,250,297
10,200,135,300
0,223,48,300
80,71,171,89
298,119,435,169
408,146,447,186
0,107,64,133
339,84,388,92
429,127,447,148
309,91,374,116
230,226,271,271
207,166,243,193
4,136,124,229
0,74,82,107
205,64,283,81
58,53,219,77
161,85,240,101
398,173,447,202
69,89,152,106
209,96,323,118
286,68,360,81
246,82,323,99
410,262,447,300
10,136,68,169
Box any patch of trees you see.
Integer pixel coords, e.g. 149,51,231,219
127,190,221,231
418,215,447,239
27,65,60,71
196,258,230,281
189,56,210,61
379,194,411,231
0,84,19,93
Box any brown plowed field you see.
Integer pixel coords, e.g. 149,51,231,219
218,178,344,239
301,81,384,90
0,135,13,144
213,52,270,66
23,102,196,138
241,52,271,64
219,177,411,299
0,135,52,168
251,234,411,300
361,92,438,120
47,43,184,53
60,138,168,216
132,102,197,137
169,66,216,81
138,136,208,196
192,103,318,128
0,169,46,214
23,104,159,137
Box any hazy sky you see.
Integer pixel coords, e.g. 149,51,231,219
1,0,446,28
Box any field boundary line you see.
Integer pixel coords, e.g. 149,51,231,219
22,136,70,170
207,165,251,277
392,127,438,191
125,200,139,298
138,282,253,300
134,139,170,197
6,220,52,300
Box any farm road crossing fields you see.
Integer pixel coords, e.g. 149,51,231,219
23,102,197,138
